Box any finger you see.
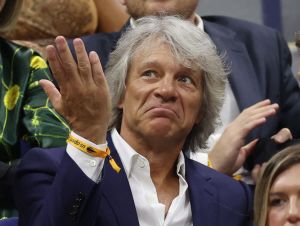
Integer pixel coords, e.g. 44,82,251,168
46,45,65,90
242,103,278,120
73,38,92,83
252,103,279,117
247,99,271,109
54,36,79,82
39,79,63,114
230,117,266,139
89,51,106,86
271,128,293,143
241,139,259,157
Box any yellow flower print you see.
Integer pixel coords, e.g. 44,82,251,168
32,114,40,126
4,85,20,110
30,56,48,69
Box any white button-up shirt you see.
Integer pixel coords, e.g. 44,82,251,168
67,128,193,226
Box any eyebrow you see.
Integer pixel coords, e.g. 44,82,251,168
269,192,285,196
139,60,163,69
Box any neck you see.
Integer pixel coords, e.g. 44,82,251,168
120,128,184,175
119,128,182,213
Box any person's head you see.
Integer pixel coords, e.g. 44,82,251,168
0,0,22,32
105,16,227,152
254,143,300,226
120,0,199,22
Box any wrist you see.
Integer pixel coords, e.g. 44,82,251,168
67,133,120,173
72,126,108,144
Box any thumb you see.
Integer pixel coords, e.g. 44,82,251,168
241,139,259,157
39,79,62,112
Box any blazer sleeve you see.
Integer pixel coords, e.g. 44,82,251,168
14,148,100,226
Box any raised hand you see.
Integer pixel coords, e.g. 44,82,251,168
251,128,293,183
208,99,279,175
39,36,111,144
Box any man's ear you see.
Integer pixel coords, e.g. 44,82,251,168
118,95,124,109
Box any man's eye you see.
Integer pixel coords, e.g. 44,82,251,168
178,76,193,84
143,70,156,78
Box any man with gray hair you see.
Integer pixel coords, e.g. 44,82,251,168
69,0,298,177
15,16,252,226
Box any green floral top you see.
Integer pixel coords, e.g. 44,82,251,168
0,38,70,163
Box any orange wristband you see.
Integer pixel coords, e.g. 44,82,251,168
67,134,121,173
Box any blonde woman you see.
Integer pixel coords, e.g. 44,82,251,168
254,143,300,226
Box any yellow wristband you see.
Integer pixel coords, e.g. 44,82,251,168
207,158,213,168
232,174,242,181
67,134,121,173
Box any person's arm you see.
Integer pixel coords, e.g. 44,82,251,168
16,36,112,225
15,147,103,226
208,99,288,175
93,0,129,32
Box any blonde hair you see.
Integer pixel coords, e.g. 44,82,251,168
0,0,23,32
254,143,300,226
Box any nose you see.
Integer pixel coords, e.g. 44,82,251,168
287,200,300,223
154,77,178,102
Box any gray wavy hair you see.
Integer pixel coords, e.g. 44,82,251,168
105,16,228,152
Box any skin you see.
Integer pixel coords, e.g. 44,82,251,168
119,43,202,154
41,34,292,180
119,42,203,212
40,37,111,144
209,99,280,175
0,0,5,12
267,163,300,226
120,0,199,22
119,0,292,175
41,37,203,213
94,0,129,32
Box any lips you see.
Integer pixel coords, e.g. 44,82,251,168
146,105,179,119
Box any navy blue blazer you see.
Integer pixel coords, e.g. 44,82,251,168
68,16,300,169
15,134,253,226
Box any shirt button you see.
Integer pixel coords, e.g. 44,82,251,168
138,158,145,168
89,160,96,167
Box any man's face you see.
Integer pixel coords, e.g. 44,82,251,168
123,0,199,20
119,42,203,144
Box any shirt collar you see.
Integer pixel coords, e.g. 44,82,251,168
111,128,186,178
130,13,204,31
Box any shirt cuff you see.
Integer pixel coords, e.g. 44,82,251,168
66,131,107,183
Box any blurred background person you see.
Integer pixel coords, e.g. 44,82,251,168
0,0,129,58
0,0,69,219
254,143,300,226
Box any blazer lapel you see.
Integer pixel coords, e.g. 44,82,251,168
204,20,263,111
99,135,139,226
185,159,218,226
